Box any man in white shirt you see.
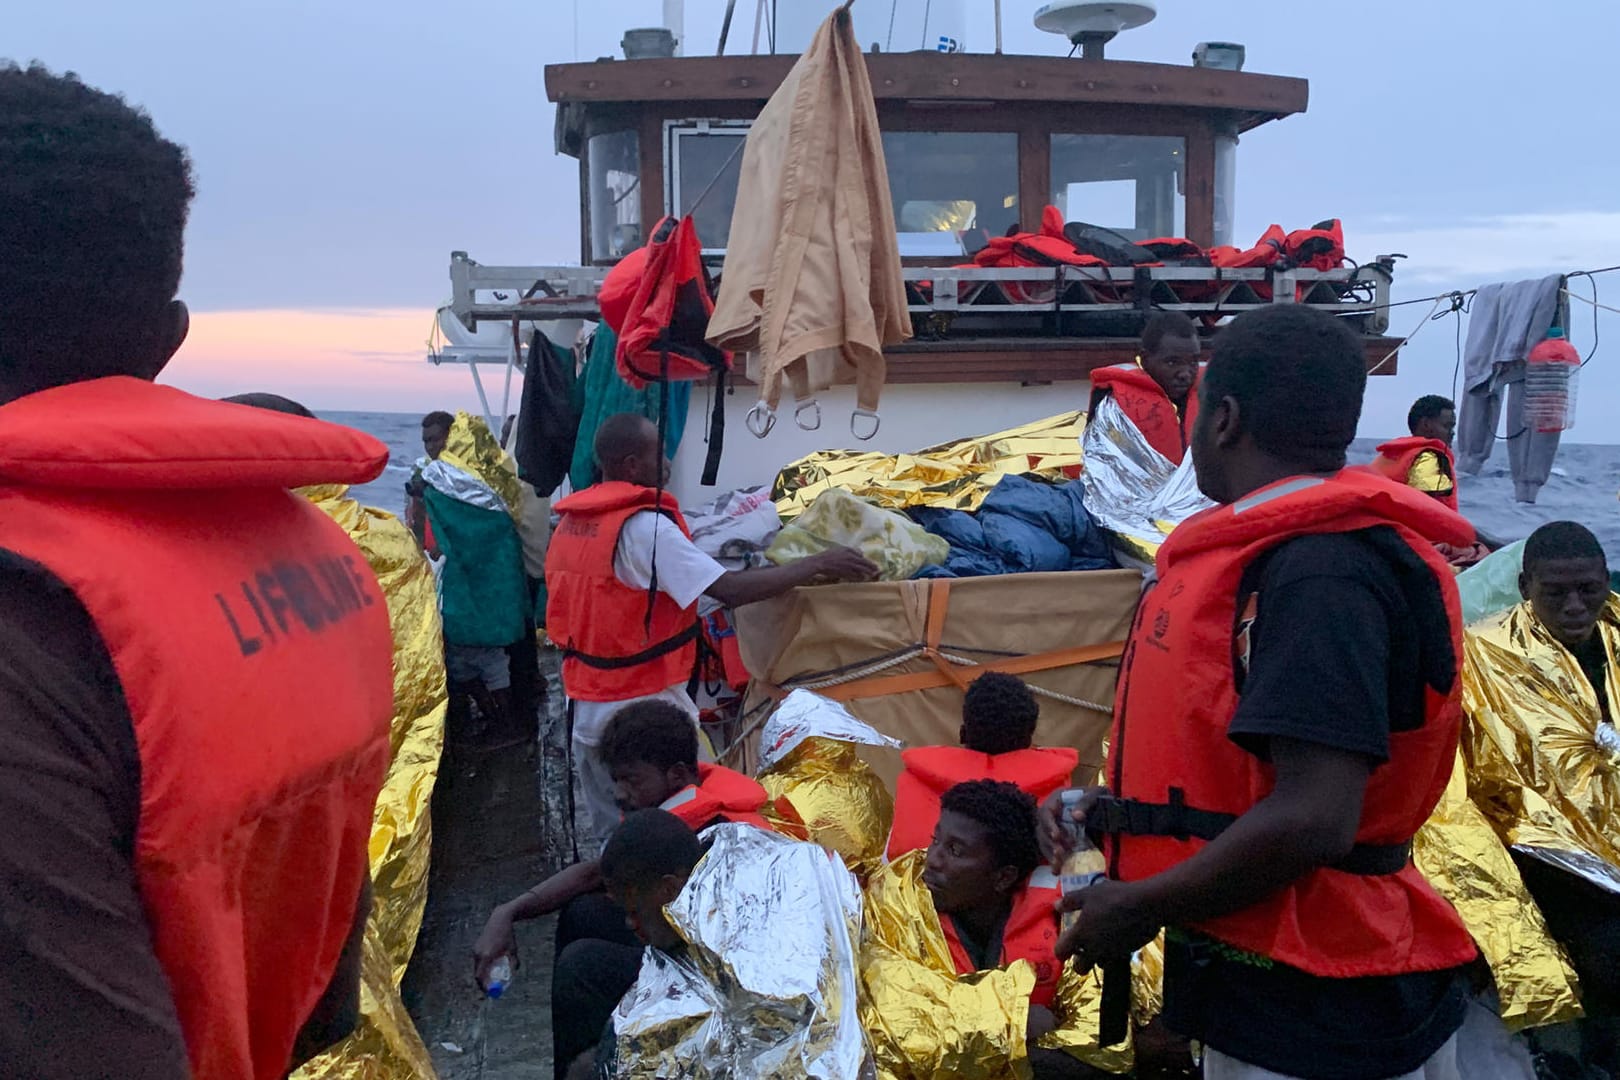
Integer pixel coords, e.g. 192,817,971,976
546,413,876,841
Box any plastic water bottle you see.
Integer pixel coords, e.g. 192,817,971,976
484,955,513,1000
1058,790,1106,933
1524,327,1581,433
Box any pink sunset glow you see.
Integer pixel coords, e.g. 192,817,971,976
159,307,510,415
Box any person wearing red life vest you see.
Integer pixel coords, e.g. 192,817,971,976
1088,311,1204,465
1048,305,1479,1080
1367,395,1496,567
546,413,876,845
887,672,1078,860
470,699,786,1077
923,781,1093,1080
0,67,394,1079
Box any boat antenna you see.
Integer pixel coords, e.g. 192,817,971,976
717,0,738,54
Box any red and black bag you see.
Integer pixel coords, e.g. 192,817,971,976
598,215,733,486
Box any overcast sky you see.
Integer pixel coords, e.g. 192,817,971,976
14,0,1619,438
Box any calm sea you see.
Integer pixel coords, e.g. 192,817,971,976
326,411,1620,556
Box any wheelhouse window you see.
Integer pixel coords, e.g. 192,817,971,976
1050,134,1185,241
587,130,641,261
882,131,1019,256
667,121,748,253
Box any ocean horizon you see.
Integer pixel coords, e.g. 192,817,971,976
330,410,1620,558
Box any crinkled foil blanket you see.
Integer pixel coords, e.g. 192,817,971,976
1077,394,1212,564
292,486,448,1079
861,851,1159,1078
612,824,868,1079
772,411,1085,521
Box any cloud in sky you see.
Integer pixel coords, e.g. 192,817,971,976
162,307,497,415
1356,213,1620,285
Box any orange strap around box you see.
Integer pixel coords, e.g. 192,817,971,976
817,579,1125,702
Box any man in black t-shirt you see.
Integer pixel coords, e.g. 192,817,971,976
1045,305,1479,1080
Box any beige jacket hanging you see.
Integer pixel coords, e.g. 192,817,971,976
705,4,911,429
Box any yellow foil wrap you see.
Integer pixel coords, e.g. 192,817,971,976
441,411,522,521
761,736,895,882
1414,752,1582,1029
862,851,1034,1078
1462,598,1620,894
292,485,448,1080
773,411,1085,521
1033,935,1164,1073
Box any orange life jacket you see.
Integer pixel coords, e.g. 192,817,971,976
1100,470,1478,978
601,215,732,388
941,868,1064,1008
886,746,1080,861
661,762,774,831
0,377,394,1079
546,482,701,702
1088,362,1201,464
1365,436,1459,513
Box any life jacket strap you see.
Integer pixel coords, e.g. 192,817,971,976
563,622,700,670
1092,790,1412,876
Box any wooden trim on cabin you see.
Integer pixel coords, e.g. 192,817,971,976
725,336,1400,387
545,54,1309,126
637,112,664,244
1185,121,1216,249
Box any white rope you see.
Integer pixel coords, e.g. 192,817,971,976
937,651,1113,714
1368,293,1448,376
782,645,1113,715
1563,287,1620,317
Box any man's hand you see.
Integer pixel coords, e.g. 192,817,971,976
1037,786,1107,868
1054,879,1161,970
804,546,879,585
472,903,518,989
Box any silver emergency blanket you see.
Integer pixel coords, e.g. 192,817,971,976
612,824,871,1078
419,457,508,514
1077,395,1213,562
759,690,903,771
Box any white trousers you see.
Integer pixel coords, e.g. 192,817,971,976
1202,999,1534,1080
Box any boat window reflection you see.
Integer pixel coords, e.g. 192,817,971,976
882,131,1018,257
588,130,641,261
1050,134,1185,241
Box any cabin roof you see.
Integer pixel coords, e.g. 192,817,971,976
544,52,1308,134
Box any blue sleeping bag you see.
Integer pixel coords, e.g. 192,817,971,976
911,475,1116,578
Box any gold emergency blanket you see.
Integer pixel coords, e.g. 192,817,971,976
773,412,1084,521
1462,598,1620,895
705,5,910,424
1413,753,1582,1030
611,824,868,1078
768,487,949,580
1077,394,1213,565
438,411,522,520
292,485,448,1080
861,852,1146,1077
757,690,902,882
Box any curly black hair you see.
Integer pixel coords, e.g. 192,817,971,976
1406,394,1455,434
938,779,1041,881
422,411,454,432
1,63,194,380
1202,304,1366,473
1525,521,1607,574
960,672,1039,755
600,809,702,890
597,699,699,773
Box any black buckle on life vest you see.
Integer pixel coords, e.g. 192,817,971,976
1092,790,1413,876
563,622,701,671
